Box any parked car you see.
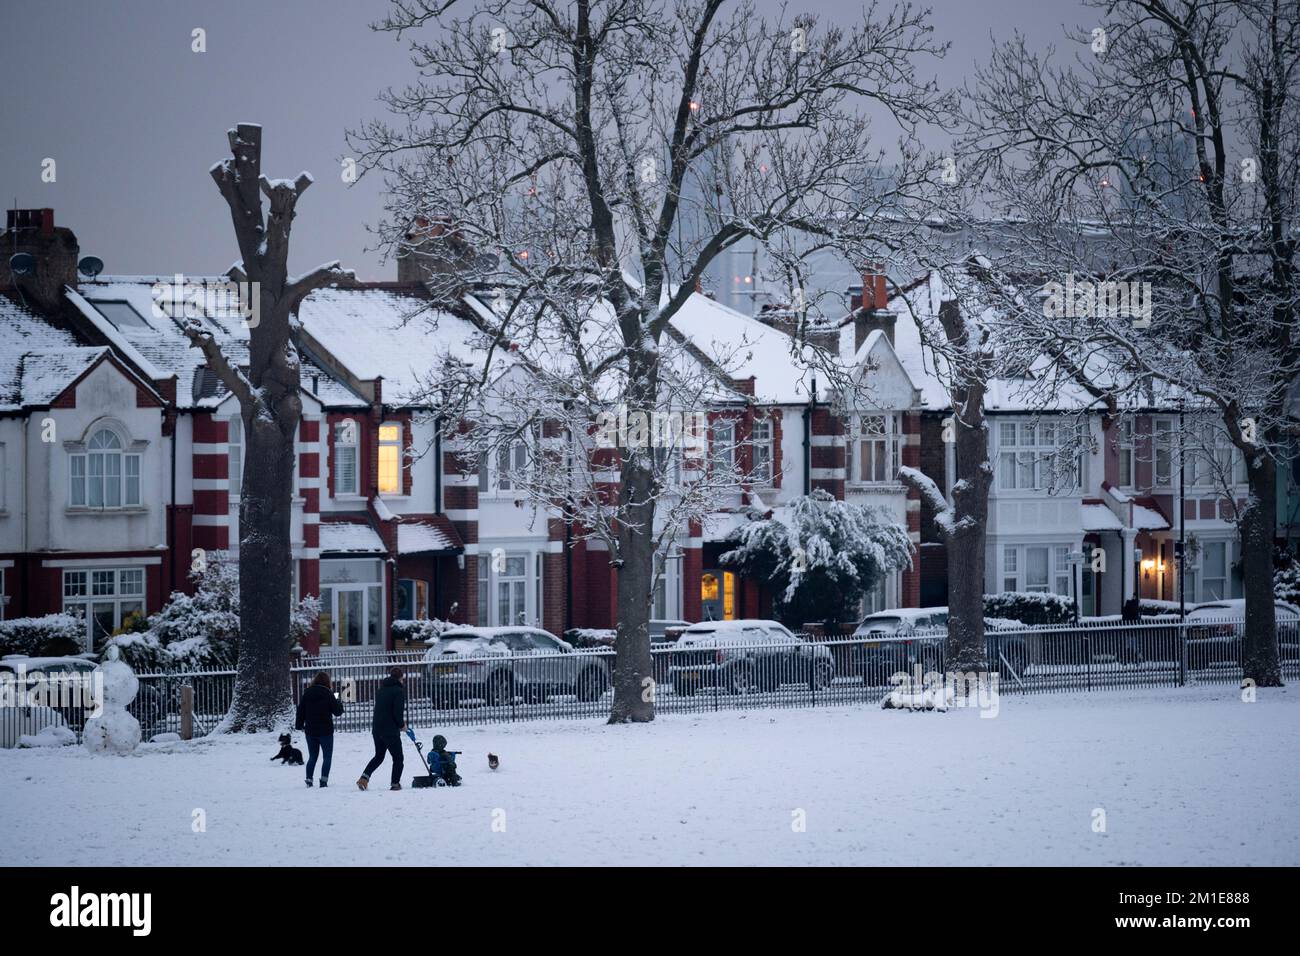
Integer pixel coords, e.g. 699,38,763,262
666,620,835,695
851,609,1037,681
650,620,692,644
1185,600,1300,669
423,627,611,707
850,609,948,683
0,655,101,748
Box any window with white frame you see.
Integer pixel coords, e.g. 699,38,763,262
751,419,775,485
653,443,683,487
1201,540,1229,600
333,419,359,495
1116,417,1135,487
228,416,244,498
1154,418,1174,487
478,428,535,496
1002,544,1072,596
997,421,1080,492
69,427,142,508
712,419,737,471
378,422,403,495
496,554,528,625
1189,423,1248,487
0,568,6,619
849,414,900,484
62,567,146,651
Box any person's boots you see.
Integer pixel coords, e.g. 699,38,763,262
305,778,313,788
356,775,369,791
320,778,329,788
390,782,402,791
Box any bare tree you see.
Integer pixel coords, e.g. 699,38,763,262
961,0,1300,685
185,124,353,730
351,0,950,721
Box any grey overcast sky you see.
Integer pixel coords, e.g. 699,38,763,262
0,0,1092,280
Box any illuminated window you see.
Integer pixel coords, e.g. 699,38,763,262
701,573,719,602
722,571,736,620
378,422,402,495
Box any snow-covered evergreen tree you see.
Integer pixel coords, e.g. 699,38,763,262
719,490,912,628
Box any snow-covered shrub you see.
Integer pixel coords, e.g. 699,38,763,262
982,592,1074,626
565,628,616,648
390,618,455,645
1275,560,1300,607
0,614,84,658
103,553,320,671
720,490,913,629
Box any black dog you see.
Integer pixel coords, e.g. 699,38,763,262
272,733,304,766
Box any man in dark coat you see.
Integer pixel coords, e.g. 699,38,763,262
357,666,407,791
296,671,344,787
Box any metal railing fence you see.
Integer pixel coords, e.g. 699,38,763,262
6,616,1296,741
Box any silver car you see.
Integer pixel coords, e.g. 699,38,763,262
666,620,835,695
423,627,611,707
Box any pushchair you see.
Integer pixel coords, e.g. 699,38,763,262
410,732,462,788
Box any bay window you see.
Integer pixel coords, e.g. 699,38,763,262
1001,543,1073,597
997,420,1081,492
63,567,146,651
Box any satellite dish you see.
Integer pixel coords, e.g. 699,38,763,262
78,256,104,279
8,252,35,276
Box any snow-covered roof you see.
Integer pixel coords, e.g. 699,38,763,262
319,521,385,554
74,278,365,410
297,287,494,405
0,294,86,410
1081,502,1124,532
668,292,812,404
848,268,1104,413
1133,502,1170,531
397,519,461,554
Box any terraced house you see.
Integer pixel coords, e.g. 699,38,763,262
0,208,1257,652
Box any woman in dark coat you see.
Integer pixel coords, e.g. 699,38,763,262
295,671,344,787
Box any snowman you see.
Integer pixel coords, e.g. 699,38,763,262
84,644,142,755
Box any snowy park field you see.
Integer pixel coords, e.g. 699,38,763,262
3,685,1298,867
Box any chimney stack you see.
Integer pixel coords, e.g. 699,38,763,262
0,208,80,313
851,265,896,353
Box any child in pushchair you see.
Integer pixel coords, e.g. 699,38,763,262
418,733,462,787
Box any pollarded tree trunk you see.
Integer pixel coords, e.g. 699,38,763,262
1241,447,1282,686
186,124,350,732
609,374,658,723
946,415,992,674
939,298,991,675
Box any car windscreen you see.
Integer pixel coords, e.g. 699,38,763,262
857,617,903,632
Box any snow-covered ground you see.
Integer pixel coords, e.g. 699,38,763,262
3,686,1298,866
